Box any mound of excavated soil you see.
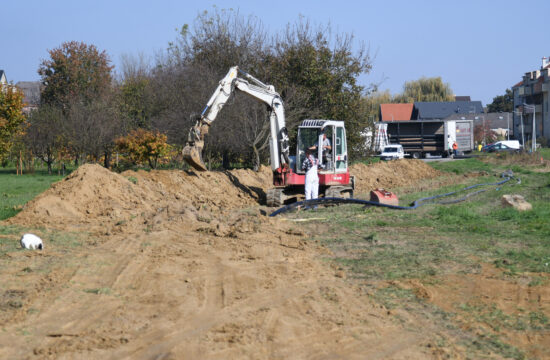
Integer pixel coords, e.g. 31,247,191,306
350,159,441,193
9,164,274,231
9,164,158,229
9,160,438,231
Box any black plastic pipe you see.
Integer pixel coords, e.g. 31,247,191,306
269,171,519,217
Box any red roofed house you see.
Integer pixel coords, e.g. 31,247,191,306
379,103,414,122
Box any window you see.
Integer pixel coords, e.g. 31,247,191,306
297,128,319,167
335,127,347,170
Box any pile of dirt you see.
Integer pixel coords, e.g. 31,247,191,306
10,160,438,230
0,160,449,359
8,164,159,229
9,164,274,231
350,159,441,193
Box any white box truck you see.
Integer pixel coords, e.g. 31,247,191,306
380,119,474,158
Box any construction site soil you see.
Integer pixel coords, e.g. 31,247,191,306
0,160,488,359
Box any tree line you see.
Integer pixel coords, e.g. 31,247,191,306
1,9,375,173
3,9,508,173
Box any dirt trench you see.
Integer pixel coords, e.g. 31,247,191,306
0,160,445,359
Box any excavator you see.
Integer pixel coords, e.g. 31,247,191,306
183,66,354,206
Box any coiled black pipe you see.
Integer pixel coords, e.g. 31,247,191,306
269,171,520,217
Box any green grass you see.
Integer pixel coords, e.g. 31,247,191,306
429,157,493,174
308,157,550,278
0,168,66,220
294,154,550,359
351,156,380,166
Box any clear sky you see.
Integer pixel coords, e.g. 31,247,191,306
2,0,549,106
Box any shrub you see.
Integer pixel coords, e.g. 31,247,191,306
115,129,169,169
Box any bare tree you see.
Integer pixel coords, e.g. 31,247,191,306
25,105,65,174
66,94,127,167
144,9,372,168
152,9,272,169
117,53,157,129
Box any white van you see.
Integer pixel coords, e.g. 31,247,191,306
482,140,521,153
380,144,405,160
495,140,521,150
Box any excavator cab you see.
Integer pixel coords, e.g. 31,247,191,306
268,119,354,206
296,120,348,175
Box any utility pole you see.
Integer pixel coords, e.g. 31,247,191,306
515,110,525,148
507,112,510,140
482,115,486,145
524,103,536,152
531,106,537,152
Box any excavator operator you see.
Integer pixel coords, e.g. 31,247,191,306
309,132,332,168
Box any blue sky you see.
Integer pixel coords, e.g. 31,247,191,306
2,0,549,106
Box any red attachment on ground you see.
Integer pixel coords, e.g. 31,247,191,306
369,188,399,206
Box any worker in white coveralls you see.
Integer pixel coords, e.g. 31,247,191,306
302,148,324,200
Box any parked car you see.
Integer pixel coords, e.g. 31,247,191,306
482,140,521,153
380,144,405,160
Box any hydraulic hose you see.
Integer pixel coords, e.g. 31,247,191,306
269,171,520,217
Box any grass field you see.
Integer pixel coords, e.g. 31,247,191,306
0,169,66,221
297,152,550,359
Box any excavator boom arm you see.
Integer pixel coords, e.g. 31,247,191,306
183,66,289,171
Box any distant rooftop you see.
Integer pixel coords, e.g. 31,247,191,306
379,103,414,121
415,101,484,120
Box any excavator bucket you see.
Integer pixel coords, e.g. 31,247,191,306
183,145,208,171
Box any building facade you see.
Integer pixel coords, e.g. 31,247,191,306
512,57,550,143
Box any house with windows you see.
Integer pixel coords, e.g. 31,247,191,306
512,57,550,143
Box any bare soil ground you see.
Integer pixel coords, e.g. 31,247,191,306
0,160,467,359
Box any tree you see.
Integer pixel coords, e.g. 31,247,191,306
152,10,372,167
487,89,513,113
474,123,497,145
395,77,454,103
65,93,127,168
118,53,156,129
0,84,26,160
25,105,65,174
38,41,113,108
161,9,272,168
267,20,372,159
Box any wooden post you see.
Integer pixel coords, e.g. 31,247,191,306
17,150,23,175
